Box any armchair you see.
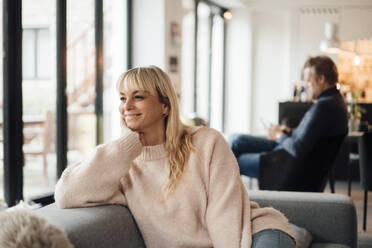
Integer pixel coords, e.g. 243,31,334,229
259,135,345,192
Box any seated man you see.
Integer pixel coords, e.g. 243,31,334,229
229,55,348,178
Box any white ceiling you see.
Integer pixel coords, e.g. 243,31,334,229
209,0,246,9
211,0,372,9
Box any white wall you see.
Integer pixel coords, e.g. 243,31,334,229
340,8,372,41
296,8,340,73
132,0,183,93
164,0,184,94
250,9,292,134
225,8,292,135
133,0,165,68
225,8,252,134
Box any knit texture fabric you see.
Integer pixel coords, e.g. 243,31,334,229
55,127,293,248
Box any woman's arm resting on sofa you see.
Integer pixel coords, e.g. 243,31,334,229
55,129,142,208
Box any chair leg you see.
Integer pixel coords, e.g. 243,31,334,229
329,176,335,193
348,161,352,196
363,190,368,231
328,168,335,193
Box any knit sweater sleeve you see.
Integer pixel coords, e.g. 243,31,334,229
54,128,142,208
203,129,252,247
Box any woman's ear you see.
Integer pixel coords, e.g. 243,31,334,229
163,104,169,116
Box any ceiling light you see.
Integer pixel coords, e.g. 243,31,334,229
320,22,340,54
223,10,232,21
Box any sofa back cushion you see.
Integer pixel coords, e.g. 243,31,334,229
37,204,145,248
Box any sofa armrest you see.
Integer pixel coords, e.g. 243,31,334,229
36,203,145,248
248,190,357,248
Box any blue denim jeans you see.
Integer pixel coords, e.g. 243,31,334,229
228,134,279,178
252,229,296,248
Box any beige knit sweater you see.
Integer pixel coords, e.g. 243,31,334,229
55,126,293,248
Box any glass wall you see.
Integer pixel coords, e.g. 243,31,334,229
0,0,129,206
67,0,96,164
209,15,224,131
196,2,211,122
181,1,226,132
103,0,128,143
22,0,57,199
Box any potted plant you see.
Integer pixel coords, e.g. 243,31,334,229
347,89,366,131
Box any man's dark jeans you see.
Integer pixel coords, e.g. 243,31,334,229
228,134,278,178
252,229,296,248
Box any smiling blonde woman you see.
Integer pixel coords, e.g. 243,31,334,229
55,66,295,248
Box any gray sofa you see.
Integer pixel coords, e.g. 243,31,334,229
36,190,357,248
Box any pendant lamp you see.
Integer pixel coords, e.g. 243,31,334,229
320,22,340,54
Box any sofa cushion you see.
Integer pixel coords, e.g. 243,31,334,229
289,223,312,248
249,190,357,248
311,243,350,248
36,203,145,248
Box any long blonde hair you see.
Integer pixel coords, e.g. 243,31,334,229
117,66,194,196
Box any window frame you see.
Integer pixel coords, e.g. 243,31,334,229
194,0,228,132
2,0,132,207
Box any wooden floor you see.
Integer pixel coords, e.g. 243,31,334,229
326,181,372,248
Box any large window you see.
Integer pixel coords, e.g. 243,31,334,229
103,0,128,142
22,0,57,200
181,1,227,132
1,0,129,207
196,2,211,123
209,14,224,131
23,28,51,80
66,0,96,165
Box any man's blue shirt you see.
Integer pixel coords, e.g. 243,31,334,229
278,86,348,159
